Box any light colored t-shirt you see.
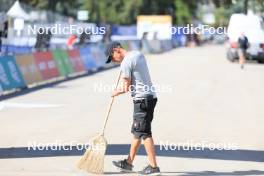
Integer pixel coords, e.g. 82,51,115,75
120,50,156,99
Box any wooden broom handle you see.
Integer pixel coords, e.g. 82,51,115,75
101,71,122,136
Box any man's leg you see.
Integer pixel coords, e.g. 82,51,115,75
127,137,141,164
112,138,139,171
242,53,246,65
143,137,157,168
239,54,244,65
239,50,246,68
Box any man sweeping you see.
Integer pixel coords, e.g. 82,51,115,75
105,41,161,175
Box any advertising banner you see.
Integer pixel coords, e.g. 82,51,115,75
15,54,43,85
0,56,26,90
67,49,85,73
90,43,106,68
137,15,172,40
79,46,97,70
0,84,3,96
111,25,137,36
33,51,59,80
52,49,73,76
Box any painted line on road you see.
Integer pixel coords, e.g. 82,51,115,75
0,102,65,111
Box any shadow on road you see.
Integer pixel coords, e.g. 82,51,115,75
159,170,264,176
0,144,263,163
105,170,264,175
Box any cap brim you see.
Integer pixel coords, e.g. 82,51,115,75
105,56,112,63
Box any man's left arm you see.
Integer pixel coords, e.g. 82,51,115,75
112,77,131,97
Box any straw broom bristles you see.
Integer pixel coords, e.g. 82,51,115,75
77,134,107,174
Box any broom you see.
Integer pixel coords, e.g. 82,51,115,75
77,71,121,174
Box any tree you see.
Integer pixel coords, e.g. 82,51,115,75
244,0,248,14
174,0,196,24
81,0,142,24
20,0,79,17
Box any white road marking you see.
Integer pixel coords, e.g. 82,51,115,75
0,102,65,111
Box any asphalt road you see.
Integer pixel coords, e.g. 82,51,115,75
0,44,263,176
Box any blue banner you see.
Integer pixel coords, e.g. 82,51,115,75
79,46,97,70
111,25,137,36
93,43,107,68
0,84,3,95
1,45,32,55
0,55,26,91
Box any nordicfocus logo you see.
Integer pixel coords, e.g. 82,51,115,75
171,24,227,35
27,24,106,35
93,82,173,93
159,140,238,151
27,140,106,151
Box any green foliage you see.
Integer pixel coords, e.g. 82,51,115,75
13,0,264,25
20,0,48,10
174,0,192,24
82,0,198,25
81,0,142,24
20,0,79,17
214,6,229,26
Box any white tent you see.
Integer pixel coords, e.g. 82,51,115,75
7,0,30,20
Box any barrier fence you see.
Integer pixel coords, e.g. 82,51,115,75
0,55,26,91
0,40,173,97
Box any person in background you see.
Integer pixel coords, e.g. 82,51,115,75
77,31,91,46
102,23,111,44
35,28,44,51
141,32,150,53
45,29,52,50
67,34,77,49
238,32,249,69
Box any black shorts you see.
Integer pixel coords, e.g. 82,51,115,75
131,96,157,140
